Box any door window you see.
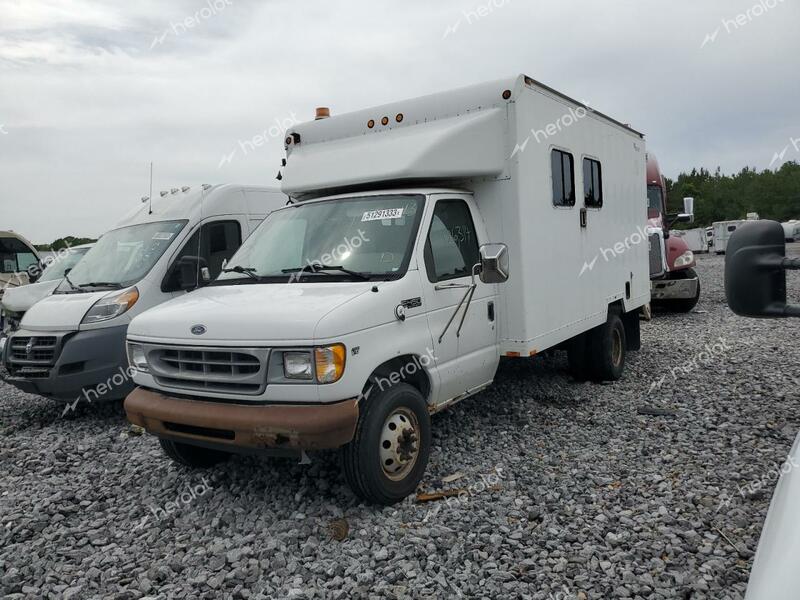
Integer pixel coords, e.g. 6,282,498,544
424,200,480,283
0,237,38,274
163,221,242,292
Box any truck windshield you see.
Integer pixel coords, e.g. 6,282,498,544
55,220,187,291
217,195,425,283
647,185,663,214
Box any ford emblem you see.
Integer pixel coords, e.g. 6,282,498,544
190,325,207,335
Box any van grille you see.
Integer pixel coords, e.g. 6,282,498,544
9,336,58,364
147,345,269,396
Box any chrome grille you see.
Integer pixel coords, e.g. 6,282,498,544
649,233,665,277
147,345,269,395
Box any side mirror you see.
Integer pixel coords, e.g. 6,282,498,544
176,255,209,291
725,220,800,317
676,197,695,224
479,243,509,284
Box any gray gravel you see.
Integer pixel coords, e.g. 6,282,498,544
2,249,799,599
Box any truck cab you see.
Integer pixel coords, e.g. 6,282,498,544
646,154,701,312
0,231,41,329
0,185,285,405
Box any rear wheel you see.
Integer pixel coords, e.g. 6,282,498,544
588,313,626,382
159,438,230,468
341,383,430,505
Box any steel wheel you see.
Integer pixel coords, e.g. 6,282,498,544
379,407,420,481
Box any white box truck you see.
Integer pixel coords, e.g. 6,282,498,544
713,220,747,254
123,76,650,504
1,185,286,404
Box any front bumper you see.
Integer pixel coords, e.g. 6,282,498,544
1,325,132,402
124,387,359,451
651,276,699,301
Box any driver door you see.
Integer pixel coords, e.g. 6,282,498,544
419,195,500,406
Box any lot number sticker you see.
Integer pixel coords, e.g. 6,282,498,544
362,208,404,222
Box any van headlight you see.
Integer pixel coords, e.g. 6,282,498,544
127,342,149,372
279,344,346,383
82,288,139,324
673,251,695,268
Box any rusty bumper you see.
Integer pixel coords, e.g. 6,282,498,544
124,387,359,451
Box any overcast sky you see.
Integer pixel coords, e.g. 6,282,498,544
1,0,798,243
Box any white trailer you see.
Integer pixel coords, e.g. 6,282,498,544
782,220,800,242
124,75,650,504
713,220,747,254
671,228,709,253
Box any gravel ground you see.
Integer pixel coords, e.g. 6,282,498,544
2,249,799,600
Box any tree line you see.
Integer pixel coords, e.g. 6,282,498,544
666,161,800,228
34,236,97,251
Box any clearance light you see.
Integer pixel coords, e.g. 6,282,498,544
367,119,375,129
381,116,389,126
502,89,512,100
396,113,404,123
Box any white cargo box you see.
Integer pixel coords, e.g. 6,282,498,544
282,75,650,355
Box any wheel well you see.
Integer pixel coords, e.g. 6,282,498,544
363,354,432,402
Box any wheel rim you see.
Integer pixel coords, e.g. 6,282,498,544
612,328,623,367
379,407,420,481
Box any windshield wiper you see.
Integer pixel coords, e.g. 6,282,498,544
222,265,259,281
63,271,80,292
78,282,124,289
281,265,371,281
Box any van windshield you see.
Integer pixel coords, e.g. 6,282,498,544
38,247,91,283
216,195,424,283
55,221,187,291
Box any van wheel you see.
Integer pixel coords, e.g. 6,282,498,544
341,383,430,505
589,314,627,381
159,438,230,468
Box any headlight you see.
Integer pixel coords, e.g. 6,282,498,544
82,288,139,324
673,251,694,268
127,342,149,372
315,344,346,384
283,352,313,380
0,335,7,360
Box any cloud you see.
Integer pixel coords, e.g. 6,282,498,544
0,0,798,242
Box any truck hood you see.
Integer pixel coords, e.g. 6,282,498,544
1,280,61,314
20,290,110,331
128,282,375,343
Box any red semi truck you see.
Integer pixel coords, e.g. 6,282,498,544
646,154,700,312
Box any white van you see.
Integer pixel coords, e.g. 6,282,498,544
1,243,93,334
124,76,650,504
1,185,286,404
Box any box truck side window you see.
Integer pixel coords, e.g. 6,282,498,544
583,158,603,208
424,200,480,283
551,149,576,207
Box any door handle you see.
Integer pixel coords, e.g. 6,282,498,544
488,301,495,322
580,207,587,228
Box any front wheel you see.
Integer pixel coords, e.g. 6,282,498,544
341,383,431,505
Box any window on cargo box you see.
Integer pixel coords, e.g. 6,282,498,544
551,149,575,207
162,220,241,292
424,200,480,283
583,158,603,208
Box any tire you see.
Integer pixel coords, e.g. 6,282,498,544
567,333,592,381
654,268,701,313
159,438,230,468
588,313,626,382
341,382,431,505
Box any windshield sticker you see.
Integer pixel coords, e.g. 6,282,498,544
362,208,404,222
152,232,175,241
